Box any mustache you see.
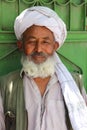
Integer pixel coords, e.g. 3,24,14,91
30,52,48,57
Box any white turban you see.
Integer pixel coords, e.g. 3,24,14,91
14,6,67,48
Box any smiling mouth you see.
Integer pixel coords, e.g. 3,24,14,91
31,52,48,57
31,55,47,64
30,52,48,63
32,55,46,59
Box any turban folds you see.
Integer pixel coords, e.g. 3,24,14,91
14,6,67,48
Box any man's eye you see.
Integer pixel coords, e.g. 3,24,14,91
42,41,49,44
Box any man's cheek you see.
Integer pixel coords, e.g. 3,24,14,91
46,49,54,56
24,48,31,55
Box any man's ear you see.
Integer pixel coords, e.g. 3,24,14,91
17,41,23,51
54,42,59,51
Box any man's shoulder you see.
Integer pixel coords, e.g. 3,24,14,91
0,70,21,84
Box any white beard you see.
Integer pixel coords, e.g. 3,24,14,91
21,54,56,78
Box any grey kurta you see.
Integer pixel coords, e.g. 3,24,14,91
23,73,68,130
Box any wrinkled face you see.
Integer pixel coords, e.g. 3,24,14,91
22,25,59,64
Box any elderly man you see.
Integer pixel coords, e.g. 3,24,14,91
0,6,87,130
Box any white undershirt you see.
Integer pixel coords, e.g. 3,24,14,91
23,73,68,130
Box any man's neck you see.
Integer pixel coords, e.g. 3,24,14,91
33,76,51,96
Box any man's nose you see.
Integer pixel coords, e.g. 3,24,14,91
35,42,42,52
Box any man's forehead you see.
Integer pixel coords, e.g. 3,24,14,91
23,25,55,40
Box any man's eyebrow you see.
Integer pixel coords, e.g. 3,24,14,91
43,36,55,42
28,36,50,39
42,37,50,40
27,36,36,39
23,36,36,41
